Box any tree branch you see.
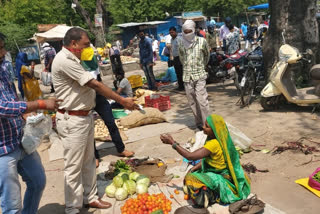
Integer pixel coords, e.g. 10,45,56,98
72,0,94,32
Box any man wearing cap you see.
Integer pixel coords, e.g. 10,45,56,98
219,17,239,52
52,27,138,214
206,24,218,52
42,42,56,93
178,20,210,130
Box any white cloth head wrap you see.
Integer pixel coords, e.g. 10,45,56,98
182,20,196,49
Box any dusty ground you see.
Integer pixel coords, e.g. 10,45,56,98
15,61,320,214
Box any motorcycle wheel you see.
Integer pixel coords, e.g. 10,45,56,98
260,96,280,111
240,68,256,107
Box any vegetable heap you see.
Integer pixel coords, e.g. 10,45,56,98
114,160,132,176
121,193,172,214
105,171,150,201
313,171,320,183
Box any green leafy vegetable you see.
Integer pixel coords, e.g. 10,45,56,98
114,160,132,176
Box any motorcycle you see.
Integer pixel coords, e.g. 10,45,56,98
260,31,320,110
238,46,265,106
207,49,247,91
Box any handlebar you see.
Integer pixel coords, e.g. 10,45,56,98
301,57,312,64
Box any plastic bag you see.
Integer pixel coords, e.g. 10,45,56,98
41,71,52,86
308,167,320,191
21,113,52,154
226,122,252,150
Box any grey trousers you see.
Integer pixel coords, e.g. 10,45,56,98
184,78,210,128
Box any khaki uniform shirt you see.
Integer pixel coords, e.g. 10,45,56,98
52,47,95,111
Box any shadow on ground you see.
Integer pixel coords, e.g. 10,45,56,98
38,203,96,214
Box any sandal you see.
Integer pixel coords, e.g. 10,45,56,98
229,195,265,214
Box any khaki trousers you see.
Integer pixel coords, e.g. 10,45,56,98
56,112,98,214
184,78,210,128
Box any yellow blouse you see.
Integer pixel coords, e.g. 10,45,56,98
203,139,227,170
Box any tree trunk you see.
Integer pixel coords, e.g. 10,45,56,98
72,0,107,47
263,0,319,83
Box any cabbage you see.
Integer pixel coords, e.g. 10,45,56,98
105,183,117,198
113,175,124,188
121,173,129,182
129,172,140,181
115,188,128,201
136,183,148,194
123,180,136,195
136,175,150,187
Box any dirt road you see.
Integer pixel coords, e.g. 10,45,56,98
17,62,320,214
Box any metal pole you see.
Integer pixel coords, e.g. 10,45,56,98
13,39,20,52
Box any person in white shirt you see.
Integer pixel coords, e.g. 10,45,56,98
219,17,239,52
152,39,159,61
167,26,184,90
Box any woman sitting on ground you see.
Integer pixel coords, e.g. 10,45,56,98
160,114,250,207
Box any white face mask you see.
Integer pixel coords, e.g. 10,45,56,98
182,32,195,42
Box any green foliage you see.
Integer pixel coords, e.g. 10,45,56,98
108,0,268,23
0,22,35,59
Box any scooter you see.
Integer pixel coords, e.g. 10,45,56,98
260,31,320,110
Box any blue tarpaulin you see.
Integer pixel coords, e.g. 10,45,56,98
248,3,269,10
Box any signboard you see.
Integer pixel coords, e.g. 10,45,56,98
95,14,103,27
182,11,203,18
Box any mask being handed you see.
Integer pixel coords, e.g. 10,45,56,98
182,32,195,42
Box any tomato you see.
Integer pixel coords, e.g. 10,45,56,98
184,194,189,200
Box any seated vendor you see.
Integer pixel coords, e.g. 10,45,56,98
160,114,250,207
114,72,133,97
156,66,177,83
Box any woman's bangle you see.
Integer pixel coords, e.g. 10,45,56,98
37,100,47,109
172,142,179,150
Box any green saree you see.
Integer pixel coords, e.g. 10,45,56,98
184,114,251,205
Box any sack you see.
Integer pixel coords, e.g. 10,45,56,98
119,107,166,128
21,113,52,154
308,167,320,191
41,71,52,86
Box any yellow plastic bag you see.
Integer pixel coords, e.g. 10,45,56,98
21,66,42,101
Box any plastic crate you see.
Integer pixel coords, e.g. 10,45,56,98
145,94,171,111
127,75,143,88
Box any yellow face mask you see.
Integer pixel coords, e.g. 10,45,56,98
80,47,94,61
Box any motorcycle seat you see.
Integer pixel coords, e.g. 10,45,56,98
310,64,320,80
248,54,263,61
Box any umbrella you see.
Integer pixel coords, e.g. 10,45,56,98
248,3,269,10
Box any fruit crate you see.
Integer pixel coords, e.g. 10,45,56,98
145,94,171,111
127,75,143,88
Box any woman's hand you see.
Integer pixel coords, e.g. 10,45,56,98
160,134,175,145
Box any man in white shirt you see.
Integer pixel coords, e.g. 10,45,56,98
219,17,239,52
167,26,184,90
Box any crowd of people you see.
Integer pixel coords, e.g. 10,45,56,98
0,16,269,213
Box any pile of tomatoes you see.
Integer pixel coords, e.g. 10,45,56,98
121,193,172,214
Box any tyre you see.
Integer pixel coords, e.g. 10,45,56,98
240,68,256,106
260,96,280,110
